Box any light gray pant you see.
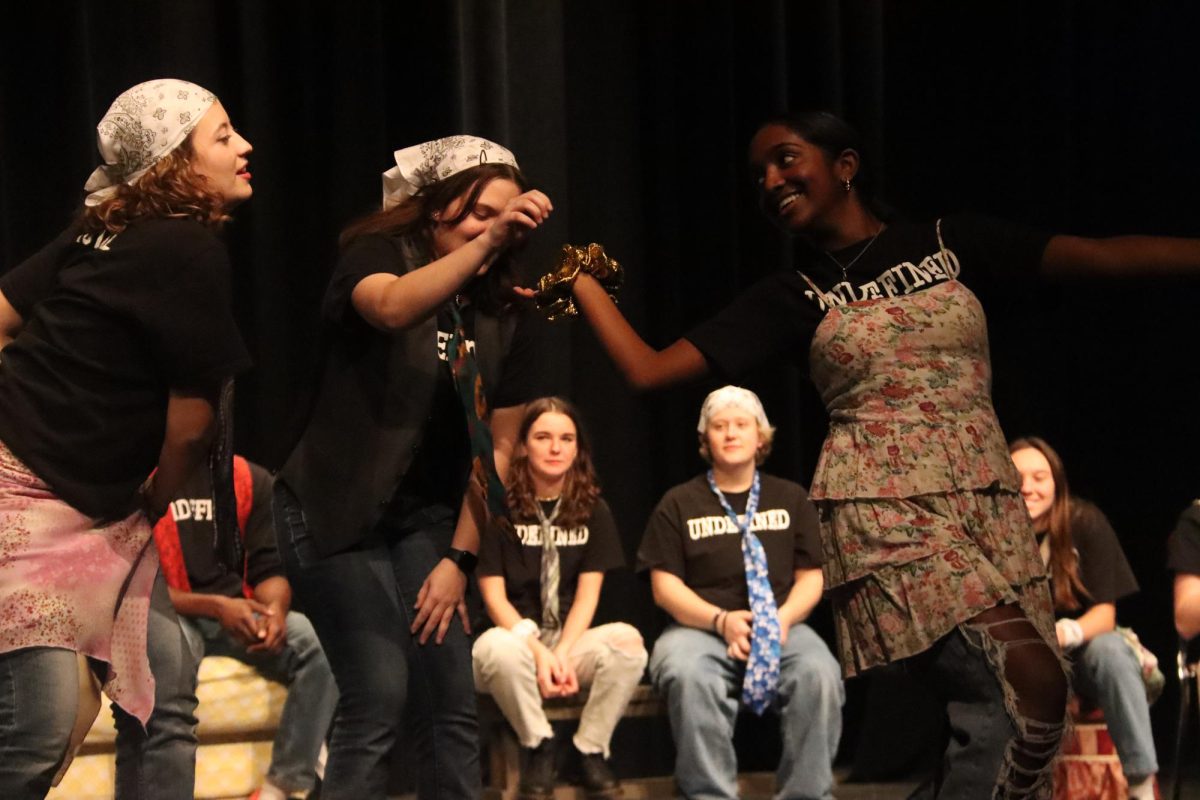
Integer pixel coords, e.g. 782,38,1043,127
472,622,647,757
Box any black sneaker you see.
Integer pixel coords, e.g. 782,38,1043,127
518,738,557,800
577,750,620,799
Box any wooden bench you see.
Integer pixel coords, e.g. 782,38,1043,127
478,685,775,799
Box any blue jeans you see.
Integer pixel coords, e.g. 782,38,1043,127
112,571,200,800
907,620,1066,800
649,623,843,800
1073,631,1158,779
179,609,337,793
0,646,80,798
273,481,480,799
0,573,199,800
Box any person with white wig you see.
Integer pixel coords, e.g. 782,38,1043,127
274,136,555,797
637,386,843,800
0,78,253,799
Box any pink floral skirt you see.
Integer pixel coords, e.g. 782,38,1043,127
821,486,1056,677
0,440,157,722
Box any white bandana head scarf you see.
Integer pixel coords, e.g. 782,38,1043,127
381,135,518,210
697,385,773,434
84,78,217,207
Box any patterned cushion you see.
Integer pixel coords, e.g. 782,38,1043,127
49,656,287,800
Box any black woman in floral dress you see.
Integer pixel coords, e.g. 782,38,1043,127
534,111,1200,798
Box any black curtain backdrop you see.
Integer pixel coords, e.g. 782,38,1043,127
4,0,1200,778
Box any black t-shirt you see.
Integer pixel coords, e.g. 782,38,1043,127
0,219,251,518
325,233,552,523
637,473,822,611
165,459,279,598
1047,499,1139,618
1167,501,1200,576
684,214,1051,377
479,498,625,620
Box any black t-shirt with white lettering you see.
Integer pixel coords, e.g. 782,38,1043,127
324,232,553,525
637,473,822,611
1168,501,1200,576
685,214,1051,377
0,219,250,519
479,498,625,620
165,459,280,598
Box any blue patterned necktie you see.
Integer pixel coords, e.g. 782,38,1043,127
706,470,781,715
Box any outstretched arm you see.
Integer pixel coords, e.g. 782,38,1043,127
571,273,708,389
1043,234,1200,279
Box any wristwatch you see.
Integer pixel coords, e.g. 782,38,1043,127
444,547,478,575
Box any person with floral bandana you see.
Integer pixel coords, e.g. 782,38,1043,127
274,136,554,798
0,79,253,799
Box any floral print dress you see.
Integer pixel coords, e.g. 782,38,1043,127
797,223,1055,677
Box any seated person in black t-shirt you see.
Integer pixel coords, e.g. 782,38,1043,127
472,398,646,800
1168,500,1200,642
638,386,843,800
153,457,337,800
1010,437,1158,800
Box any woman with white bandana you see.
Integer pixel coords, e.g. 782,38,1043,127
275,136,554,798
0,78,252,799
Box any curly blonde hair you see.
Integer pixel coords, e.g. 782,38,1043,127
80,139,229,234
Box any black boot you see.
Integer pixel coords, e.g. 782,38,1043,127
577,749,620,799
518,738,557,800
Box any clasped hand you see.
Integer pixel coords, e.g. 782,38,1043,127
532,640,580,699
217,596,286,653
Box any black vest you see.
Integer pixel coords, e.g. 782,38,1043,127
278,238,518,556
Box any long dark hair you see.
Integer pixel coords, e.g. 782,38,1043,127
1009,436,1091,612
756,110,892,222
80,137,230,234
506,397,601,530
339,162,529,314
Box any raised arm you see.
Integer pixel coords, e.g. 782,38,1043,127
571,274,708,390
1042,234,1200,279
352,190,552,331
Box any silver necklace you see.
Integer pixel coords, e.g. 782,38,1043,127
824,224,885,282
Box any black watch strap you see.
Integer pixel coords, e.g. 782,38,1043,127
444,547,478,575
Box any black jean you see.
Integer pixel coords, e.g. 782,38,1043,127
273,481,480,799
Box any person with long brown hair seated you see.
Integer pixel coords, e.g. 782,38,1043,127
1009,436,1158,800
472,397,646,800
274,137,554,798
0,79,253,798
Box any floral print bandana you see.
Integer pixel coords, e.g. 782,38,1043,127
381,135,518,210
83,78,216,207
